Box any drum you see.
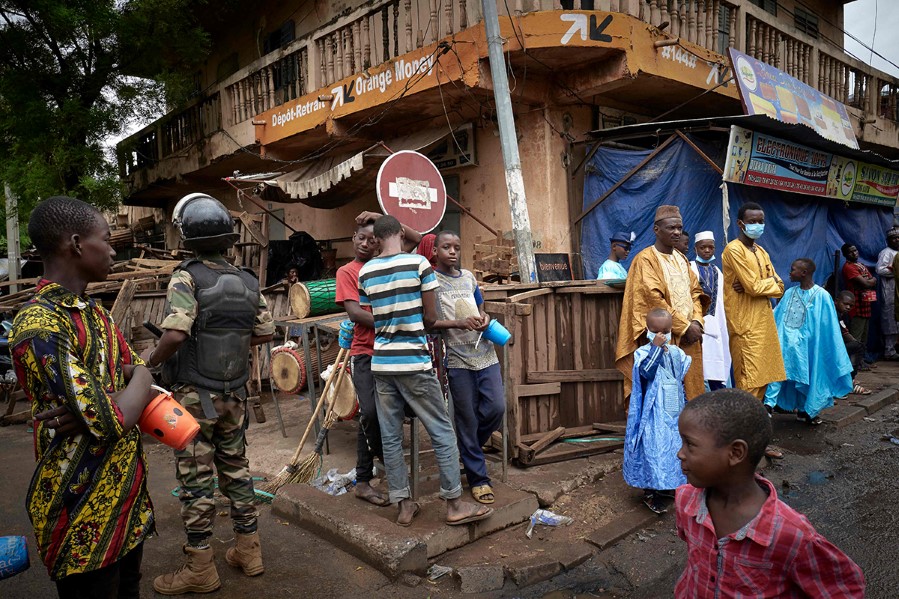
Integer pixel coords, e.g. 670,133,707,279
329,364,358,421
289,279,341,319
270,343,340,393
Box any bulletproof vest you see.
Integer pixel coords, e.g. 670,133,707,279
163,259,259,393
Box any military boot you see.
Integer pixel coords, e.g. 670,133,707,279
225,531,264,576
153,545,221,595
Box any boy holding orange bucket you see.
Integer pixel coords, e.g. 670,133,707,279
11,196,156,597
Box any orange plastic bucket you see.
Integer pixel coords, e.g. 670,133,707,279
139,385,200,450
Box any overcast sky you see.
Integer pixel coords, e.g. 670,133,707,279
844,0,899,78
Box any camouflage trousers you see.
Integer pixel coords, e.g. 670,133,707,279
173,388,257,545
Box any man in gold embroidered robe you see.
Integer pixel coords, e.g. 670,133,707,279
615,205,708,400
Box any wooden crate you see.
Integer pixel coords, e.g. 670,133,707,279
472,232,518,282
482,280,627,465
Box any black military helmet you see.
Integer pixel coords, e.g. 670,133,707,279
172,193,239,251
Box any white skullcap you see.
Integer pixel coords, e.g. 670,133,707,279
694,231,715,243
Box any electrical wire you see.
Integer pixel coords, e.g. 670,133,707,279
785,0,899,74
869,0,878,67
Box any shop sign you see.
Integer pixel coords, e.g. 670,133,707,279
729,48,858,150
534,253,574,282
724,125,899,207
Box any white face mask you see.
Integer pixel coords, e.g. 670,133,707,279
646,330,668,345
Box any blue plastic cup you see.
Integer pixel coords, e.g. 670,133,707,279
0,536,29,580
482,319,512,346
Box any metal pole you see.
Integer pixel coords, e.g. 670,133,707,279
480,0,538,283
4,183,21,293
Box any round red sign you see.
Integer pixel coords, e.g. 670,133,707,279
376,150,447,234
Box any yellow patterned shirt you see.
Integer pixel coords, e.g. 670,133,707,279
11,280,154,580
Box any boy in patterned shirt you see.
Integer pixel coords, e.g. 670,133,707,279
430,230,504,505
675,389,864,598
11,196,156,597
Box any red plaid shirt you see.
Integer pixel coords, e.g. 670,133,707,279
675,476,864,598
842,261,875,318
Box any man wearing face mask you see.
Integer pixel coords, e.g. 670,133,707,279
690,231,730,391
615,205,708,401
721,203,786,410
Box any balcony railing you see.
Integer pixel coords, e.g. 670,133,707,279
120,92,221,177
120,0,899,179
226,47,309,126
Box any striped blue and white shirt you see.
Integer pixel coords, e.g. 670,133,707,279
358,253,439,374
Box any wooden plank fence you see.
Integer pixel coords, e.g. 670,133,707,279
482,280,626,465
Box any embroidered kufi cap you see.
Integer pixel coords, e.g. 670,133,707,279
654,205,682,223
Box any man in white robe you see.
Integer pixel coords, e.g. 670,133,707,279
690,231,731,390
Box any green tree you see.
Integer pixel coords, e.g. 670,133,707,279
0,0,212,214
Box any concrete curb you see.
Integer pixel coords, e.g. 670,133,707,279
852,387,899,415
273,484,429,575
272,481,537,578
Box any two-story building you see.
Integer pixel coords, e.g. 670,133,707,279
117,0,899,280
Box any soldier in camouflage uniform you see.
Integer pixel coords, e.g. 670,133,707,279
143,194,274,595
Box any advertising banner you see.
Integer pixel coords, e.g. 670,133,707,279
729,48,859,150
724,125,899,207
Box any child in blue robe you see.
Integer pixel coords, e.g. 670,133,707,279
624,308,690,514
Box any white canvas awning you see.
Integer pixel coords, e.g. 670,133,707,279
258,127,457,208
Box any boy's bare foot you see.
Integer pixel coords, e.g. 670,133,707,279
445,498,493,526
355,481,389,506
396,499,420,526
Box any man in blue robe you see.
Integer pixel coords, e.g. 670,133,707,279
765,258,853,425
624,308,690,514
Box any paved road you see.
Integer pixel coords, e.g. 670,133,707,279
0,426,423,598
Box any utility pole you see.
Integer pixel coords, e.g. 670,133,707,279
480,0,538,283
4,183,20,293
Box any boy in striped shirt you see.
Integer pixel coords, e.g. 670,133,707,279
358,216,493,527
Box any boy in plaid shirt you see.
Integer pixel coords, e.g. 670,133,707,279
675,389,864,598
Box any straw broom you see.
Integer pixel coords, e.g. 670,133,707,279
287,359,352,484
260,347,350,494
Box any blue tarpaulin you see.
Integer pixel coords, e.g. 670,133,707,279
581,138,893,287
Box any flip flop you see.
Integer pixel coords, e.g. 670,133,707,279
446,505,494,526
471,484,495,504
355,489,390,507
765,446,784,460
396,502,421,527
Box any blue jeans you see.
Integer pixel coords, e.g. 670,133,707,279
374,370,462,503
448,364,505,488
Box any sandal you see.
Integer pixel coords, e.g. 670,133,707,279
446,503,493,526
471,484,495,505
765,446,784,460
806,416,823,426
396,502,421,527
643,492,668,515
852,384,872,395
